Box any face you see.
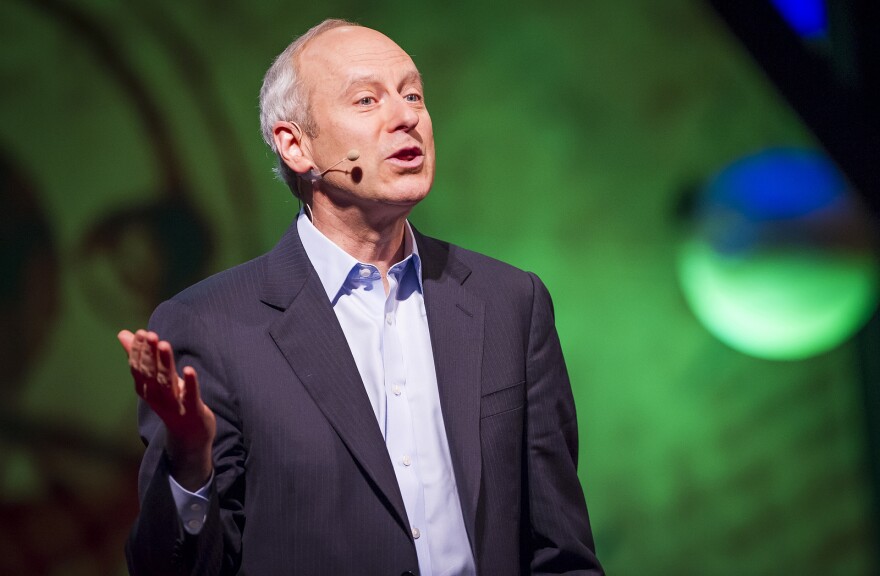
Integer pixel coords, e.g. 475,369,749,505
296,26,435,215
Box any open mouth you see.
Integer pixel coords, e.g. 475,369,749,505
389,147,423,163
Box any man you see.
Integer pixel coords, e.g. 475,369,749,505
120,19,603,576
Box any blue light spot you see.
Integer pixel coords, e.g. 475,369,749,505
696,148,853,255
770,0,828,39
706,148,846,221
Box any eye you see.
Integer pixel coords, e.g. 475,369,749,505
404,93,422,103
357,96,375,105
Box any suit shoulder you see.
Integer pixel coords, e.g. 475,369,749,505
159,251,269,312
418,233,540,295
456,244,532,280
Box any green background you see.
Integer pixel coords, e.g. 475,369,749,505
1,0,876,573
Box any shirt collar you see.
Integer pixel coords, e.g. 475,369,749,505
297,210,423,303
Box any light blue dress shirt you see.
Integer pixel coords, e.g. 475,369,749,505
170,211,475,576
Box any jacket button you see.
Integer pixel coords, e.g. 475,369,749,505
400,572,417,576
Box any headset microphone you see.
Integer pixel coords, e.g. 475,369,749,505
318,149,360,176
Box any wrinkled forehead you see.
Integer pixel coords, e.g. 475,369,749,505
297,26,418,92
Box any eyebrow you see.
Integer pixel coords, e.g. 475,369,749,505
343,70,424,93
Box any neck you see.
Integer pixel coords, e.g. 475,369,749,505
308,198,410,278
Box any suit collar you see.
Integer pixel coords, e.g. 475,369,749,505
258,221,312,311
414,227,472,287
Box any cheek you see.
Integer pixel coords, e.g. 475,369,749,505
418,115,435,151
422,114,434,141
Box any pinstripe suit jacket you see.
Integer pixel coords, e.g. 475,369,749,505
126,222,603,576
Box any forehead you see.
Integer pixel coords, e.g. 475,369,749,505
297,27,419,92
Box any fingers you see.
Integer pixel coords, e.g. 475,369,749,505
181,366,201,416
130,331,152,397
117,330,135,354
157,340,178,393
140,331,159,380
128,330,149,396
127,330,181,405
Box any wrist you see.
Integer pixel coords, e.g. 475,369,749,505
166,441,213,491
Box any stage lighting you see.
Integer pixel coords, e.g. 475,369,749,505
677,148,878,360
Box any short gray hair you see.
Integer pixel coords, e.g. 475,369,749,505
258,18,359,196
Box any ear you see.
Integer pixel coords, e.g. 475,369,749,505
273,121,315,175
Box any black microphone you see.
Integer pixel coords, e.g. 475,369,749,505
318,149,360,176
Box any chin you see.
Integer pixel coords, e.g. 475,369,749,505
391,186,431,206
380,177,432,205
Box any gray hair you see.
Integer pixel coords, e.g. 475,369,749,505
258,18,359,196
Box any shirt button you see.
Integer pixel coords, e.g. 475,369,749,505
402,455,412,466
385,313,394,325
392,385,402,396
186,519,201,530
189,503,202,512
411,527,421,539
359,267,371,278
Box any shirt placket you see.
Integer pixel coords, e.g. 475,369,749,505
383,264,432,575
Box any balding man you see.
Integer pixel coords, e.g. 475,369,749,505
121,19,603,576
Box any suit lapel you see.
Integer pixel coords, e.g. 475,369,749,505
259,224,411,535
417,231,484,552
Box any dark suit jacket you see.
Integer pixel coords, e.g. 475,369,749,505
127,223,603,576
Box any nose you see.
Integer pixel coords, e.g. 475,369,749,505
387,94,420,132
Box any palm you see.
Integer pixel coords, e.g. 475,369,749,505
118,329,216,487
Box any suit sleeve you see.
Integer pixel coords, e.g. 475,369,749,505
126,298,246,576
524,273,604,575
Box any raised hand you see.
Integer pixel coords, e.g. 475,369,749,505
118,329,216,490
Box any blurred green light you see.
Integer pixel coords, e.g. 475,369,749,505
678,239,879,360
